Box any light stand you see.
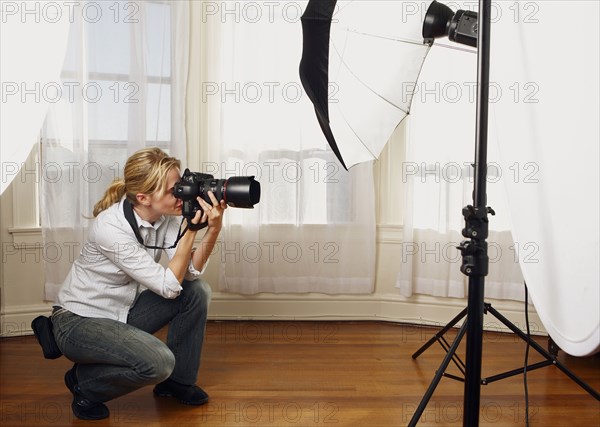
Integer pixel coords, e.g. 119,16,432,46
463,0,492,422
408,2,600,426
408,1,492,424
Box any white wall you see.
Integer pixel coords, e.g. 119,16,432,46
1,144,50,336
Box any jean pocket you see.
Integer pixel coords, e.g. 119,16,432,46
50,307,68,320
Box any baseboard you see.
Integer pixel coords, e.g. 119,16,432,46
0,295,547,337
0,303,54,337
208,292,548,336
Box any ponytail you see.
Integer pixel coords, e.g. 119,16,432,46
92,148,180,217
93,178,127,217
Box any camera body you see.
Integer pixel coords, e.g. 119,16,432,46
173,168,261,223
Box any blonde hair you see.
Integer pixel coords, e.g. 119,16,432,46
93,147,181,217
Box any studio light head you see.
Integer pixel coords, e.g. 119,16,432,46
423,0,478,47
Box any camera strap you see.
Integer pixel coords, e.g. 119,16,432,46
123,199,185,250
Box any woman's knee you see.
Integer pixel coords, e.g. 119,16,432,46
182,278,212,308
137,342,175,383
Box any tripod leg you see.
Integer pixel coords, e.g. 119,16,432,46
412,307,468,359
408,321,468,427
486,304,600,401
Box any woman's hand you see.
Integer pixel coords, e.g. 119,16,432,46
189,192,227,273
197,191,227,232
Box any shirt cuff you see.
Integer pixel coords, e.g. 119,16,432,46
164,268,183,298
185,256,208,281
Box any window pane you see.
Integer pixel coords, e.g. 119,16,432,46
146,2,171,78
257,153,298,225
301,157,326,224
86,2,131,76
146,83,171,142
87,80,130,142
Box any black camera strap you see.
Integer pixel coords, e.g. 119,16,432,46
123,199,186,250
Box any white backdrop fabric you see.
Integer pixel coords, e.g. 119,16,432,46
0,0,70,195
491,1,599,356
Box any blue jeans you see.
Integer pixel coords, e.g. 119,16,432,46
51,279,211,403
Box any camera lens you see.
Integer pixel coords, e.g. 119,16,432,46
223,176,261,207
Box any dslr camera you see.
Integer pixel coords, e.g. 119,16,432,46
173,168,260,228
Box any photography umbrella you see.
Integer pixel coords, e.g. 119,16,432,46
300,0,431,170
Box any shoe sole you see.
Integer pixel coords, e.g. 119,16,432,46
153,389,209,406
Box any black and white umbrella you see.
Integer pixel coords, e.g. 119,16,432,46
300,0,436,170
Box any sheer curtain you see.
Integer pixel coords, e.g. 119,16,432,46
396,44,525,301
204,2,376,295
43,0,189,301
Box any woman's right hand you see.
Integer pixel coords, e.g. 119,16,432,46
187,198,205,230
197,191,226,232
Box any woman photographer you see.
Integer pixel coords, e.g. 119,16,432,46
50,147,225,420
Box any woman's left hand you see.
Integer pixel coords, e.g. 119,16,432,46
197,191,227,232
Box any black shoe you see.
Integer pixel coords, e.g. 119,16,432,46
153,378,209,406
64,365,110,420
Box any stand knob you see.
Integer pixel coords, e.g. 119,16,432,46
457,240,489,276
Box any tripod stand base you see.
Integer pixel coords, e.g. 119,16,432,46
408,302,600,426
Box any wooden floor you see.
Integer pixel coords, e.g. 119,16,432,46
1,321,598,426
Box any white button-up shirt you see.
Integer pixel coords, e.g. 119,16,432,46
55,197,204,322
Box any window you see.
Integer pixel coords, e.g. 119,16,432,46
38,0,176,224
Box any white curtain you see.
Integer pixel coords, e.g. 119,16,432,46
396,42,525,301
204,1,376,294
42,0,190,301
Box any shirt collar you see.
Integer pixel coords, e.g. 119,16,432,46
121,197,165,229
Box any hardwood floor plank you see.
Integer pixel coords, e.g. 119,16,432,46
1,321,598,426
